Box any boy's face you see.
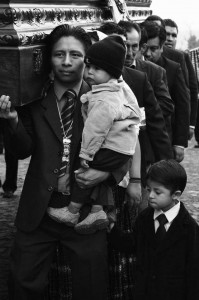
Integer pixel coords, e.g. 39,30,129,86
146,179,179,212
84,63,112,86
51,36,85,85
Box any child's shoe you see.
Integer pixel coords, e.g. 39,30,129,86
75,210,109,234
47,207,79,227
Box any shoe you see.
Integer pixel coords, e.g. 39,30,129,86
75,210,109,234
47,206,79,227
3,190,14,198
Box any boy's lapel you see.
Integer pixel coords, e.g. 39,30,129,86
156,203,188,254
142,208,157,249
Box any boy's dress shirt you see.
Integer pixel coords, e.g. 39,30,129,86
154,201,180,232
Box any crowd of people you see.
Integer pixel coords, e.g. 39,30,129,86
0,14,199,300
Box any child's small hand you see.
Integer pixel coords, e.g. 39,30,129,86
80,158,89,169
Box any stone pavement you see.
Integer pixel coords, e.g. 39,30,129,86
0,139,199,300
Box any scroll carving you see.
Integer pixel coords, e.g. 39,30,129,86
0,4,151,46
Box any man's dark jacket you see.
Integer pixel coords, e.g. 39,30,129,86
122,66,173,174
184,51,198,126
6,81,126,232
156,56,190,147
135,59,174,119
163,46,189,87
109,202,199,300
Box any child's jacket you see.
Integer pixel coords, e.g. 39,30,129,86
79,79,141,161
109,202,199,300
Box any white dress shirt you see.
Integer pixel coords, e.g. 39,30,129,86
153,201,180,232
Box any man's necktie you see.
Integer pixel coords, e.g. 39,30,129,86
59,89,76,177
155,214,168,244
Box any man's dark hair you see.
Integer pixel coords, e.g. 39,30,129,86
146,159,187,194
142,21,166,47
164,18,178,33
118,20,141,36
145,15,165,27
139,23,148,47
97,22,126,37
46,24,92,55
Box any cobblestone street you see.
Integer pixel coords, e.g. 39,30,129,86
0,139,199,300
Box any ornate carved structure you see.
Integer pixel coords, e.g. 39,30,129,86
0,0,152,104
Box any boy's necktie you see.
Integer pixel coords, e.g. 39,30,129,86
59,89,77,177
155,213,168,244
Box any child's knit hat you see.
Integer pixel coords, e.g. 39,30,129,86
85,35,126,79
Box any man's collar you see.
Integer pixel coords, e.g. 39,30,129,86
54,80,82,101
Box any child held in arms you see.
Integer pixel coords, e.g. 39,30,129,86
109,159,199,300
48,35,141,234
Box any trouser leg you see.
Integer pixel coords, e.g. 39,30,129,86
195,101,199,143
61,226,108,300
9,224,57,300
3,146,18,192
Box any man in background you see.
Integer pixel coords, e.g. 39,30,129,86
164,18,198,140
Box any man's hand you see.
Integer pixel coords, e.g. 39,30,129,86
0,95,18,120
173,146,184,162
126,182,141,207
74,167,110,189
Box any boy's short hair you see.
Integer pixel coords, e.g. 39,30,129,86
146,159,187,194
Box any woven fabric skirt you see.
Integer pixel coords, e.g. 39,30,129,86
47,186,138,300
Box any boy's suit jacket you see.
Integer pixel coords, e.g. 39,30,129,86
157,56,190,147
109,202,199,300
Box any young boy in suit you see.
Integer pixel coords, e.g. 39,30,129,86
109,159,199,300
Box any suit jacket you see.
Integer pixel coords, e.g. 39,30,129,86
163,46,189,87
122,66,173,169
135,59,174,118
157,56,190,147
184,51,198,126
109,202,199,300
7,81,127,232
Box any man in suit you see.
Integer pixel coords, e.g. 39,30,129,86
98,21,173,207
163,18,198,140
98,22,173,165
0,24,128,300
118,20,174,137
142,21,190,162
145,15,190,87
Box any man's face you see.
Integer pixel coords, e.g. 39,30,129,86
165,26,178,49
144,37,163,63
51,36,85,85
125,28,140,67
